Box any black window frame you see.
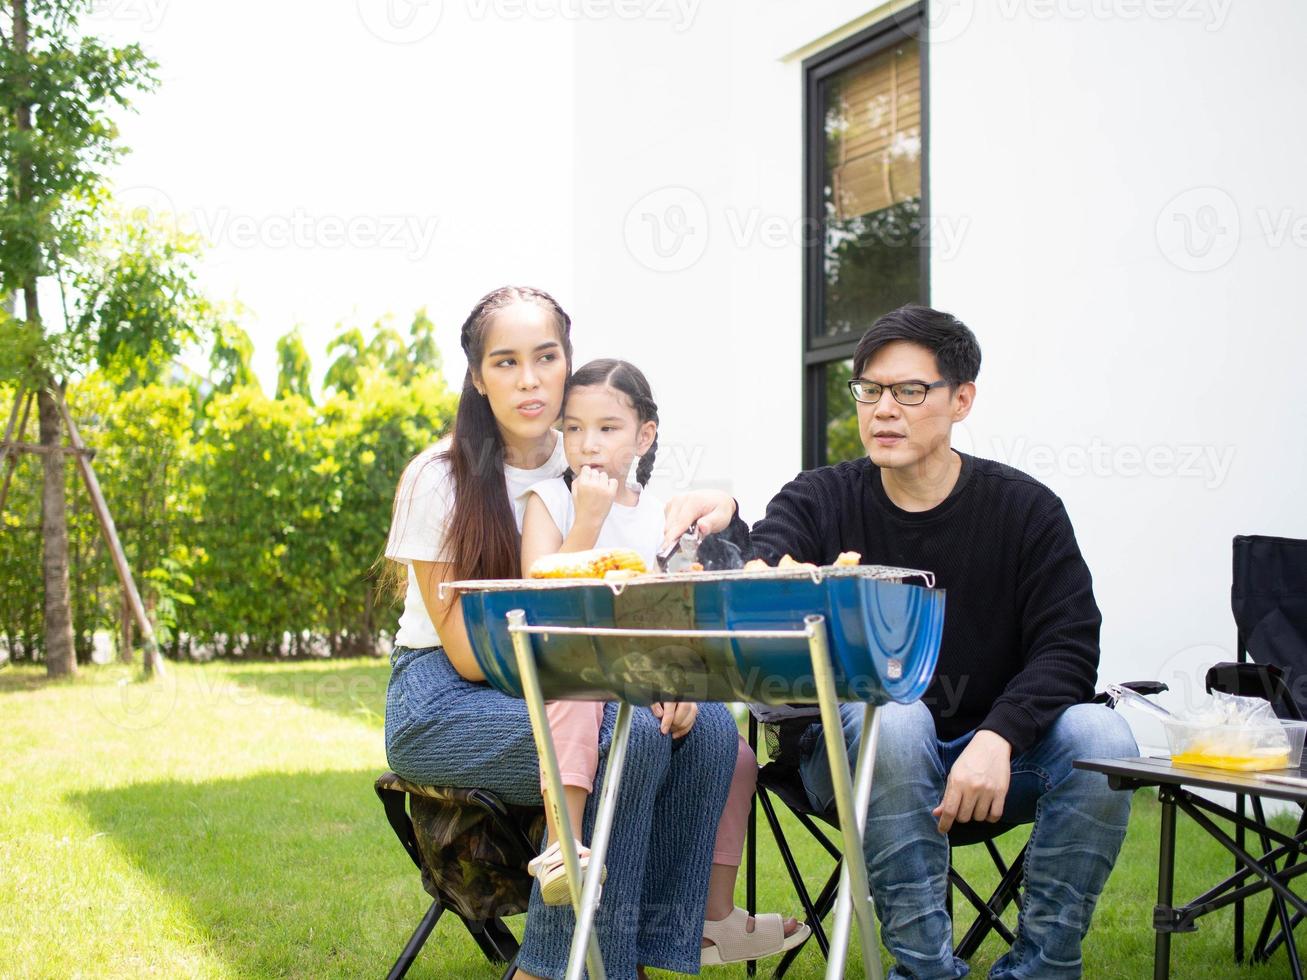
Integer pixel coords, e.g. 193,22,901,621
801,4,931,470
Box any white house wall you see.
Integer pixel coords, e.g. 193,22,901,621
569,0,1307,735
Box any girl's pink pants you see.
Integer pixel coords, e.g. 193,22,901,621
544,700,756,867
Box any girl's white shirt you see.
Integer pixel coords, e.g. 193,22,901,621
524,476,666,574
385,432,568,649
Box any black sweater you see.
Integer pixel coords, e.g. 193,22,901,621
741,453,1102,755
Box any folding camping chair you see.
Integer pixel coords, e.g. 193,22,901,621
375,772,546,980
743,715,1029,976
745,681,1168,976
1205,533,1307,971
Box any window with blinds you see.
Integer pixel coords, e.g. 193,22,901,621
828,39,922,222
802,14,927,469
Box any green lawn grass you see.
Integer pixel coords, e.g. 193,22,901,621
0,658,1299,978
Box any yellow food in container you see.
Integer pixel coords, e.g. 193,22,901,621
1164,717,1307,772
1169,747,1292,771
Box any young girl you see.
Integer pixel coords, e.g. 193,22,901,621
520,359,809,967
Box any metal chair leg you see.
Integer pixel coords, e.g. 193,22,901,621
748,714,759,979
774,863,843,979
387,899,444,980
466,916,522,964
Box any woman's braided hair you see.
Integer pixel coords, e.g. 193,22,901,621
566,358,658,487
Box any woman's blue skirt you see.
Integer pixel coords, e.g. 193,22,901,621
385,645,737,978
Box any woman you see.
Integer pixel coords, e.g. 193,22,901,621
383,286,750,978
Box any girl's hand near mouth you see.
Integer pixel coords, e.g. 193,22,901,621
572,464,619,529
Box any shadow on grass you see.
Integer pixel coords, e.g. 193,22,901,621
67,768,513,979
0,664,73,694
226,662,391,729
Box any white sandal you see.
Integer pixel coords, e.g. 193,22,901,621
701,906,811,966
527,838,607,906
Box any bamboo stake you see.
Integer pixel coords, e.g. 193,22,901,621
54,390,164,678
0,388,34,515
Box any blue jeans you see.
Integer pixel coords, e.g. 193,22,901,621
798,701,1137,979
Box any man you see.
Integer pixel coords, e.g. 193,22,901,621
747,305,1137,979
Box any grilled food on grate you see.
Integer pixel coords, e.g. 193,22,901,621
528,548,649,580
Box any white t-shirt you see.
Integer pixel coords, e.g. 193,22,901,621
525,476,666,572
385,433,568,648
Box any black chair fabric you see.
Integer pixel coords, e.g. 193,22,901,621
1222,536,1307,969
1232,535,1307,718
375,773,538,980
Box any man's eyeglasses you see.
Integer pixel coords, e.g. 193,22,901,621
847,379,950,406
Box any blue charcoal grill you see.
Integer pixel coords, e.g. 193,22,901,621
443,564,945,980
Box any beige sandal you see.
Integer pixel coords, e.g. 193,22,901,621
701,906,811,966
527,838,607,906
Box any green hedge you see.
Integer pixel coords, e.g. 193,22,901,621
0,368,455,662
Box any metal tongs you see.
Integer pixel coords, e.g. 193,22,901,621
656,522,703,573
1105,683,1174,721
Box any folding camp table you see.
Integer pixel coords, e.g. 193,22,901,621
1076,756,1307,980
443,564,946,980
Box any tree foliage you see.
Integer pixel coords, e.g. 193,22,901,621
0,0,160,382
0,313,456,663
274,327,313,404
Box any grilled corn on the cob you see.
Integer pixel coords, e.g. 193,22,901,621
528,548,648,579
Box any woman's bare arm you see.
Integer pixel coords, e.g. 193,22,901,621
521,492,571,572
412,559,485,682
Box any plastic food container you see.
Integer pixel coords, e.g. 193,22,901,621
1164,717,1307,771
449,564,945,707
